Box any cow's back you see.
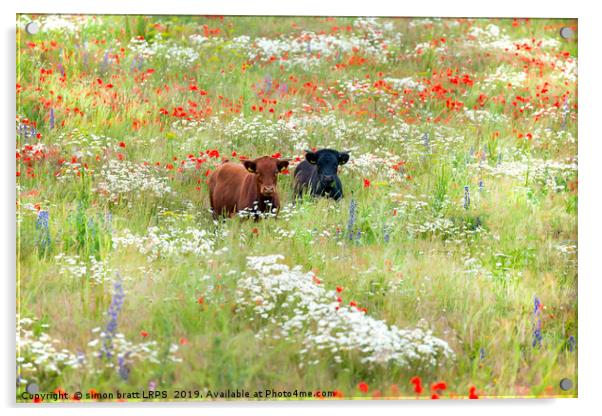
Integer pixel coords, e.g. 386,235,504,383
293,161,317,197
209,162,252,216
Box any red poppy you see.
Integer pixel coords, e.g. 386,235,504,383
410,376,423,394
469,386,479,399
140,331,149,337
431,381,447,392
363,179,371,188
358,382,369,393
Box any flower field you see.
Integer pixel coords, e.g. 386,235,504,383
16,15,577,401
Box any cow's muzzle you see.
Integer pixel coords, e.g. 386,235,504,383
260,186,276,196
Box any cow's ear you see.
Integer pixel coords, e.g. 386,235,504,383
338,152,350,165
305,151,318,164
243,160,257,173
277,159,289,172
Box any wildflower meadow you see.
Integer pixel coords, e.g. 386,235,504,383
16,15,577,401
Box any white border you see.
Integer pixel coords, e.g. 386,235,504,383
7,0,582,18
3,1,601,415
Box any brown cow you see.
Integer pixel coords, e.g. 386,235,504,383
208,156,289,219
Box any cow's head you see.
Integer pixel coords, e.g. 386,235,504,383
305,149,349,187
243,156,289,197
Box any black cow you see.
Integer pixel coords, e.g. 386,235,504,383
293,149,349,200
